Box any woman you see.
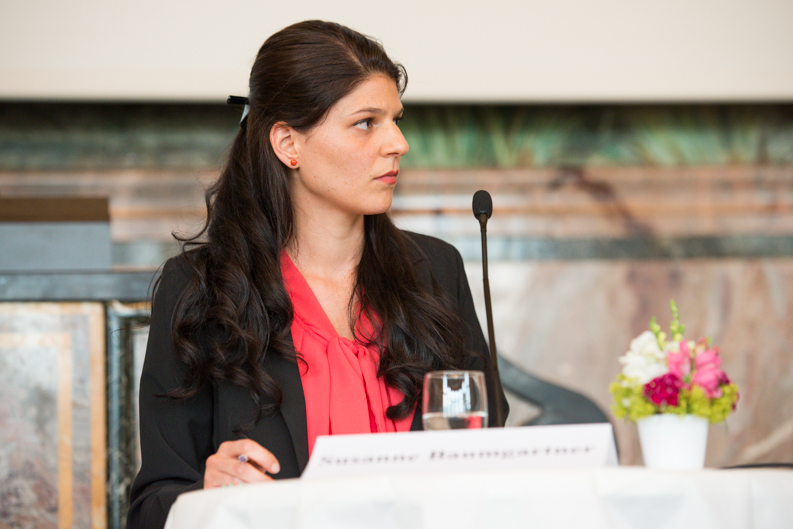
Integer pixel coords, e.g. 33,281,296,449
128,20,507,529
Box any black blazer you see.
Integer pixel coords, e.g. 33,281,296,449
128,231,507,529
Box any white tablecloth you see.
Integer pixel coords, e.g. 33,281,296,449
164,467,793,529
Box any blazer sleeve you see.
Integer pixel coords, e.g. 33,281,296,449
127,258,214,529
411,232,509,427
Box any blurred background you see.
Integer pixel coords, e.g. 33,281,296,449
2,1,792,527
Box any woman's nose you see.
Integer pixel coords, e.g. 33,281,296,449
384,124,409,157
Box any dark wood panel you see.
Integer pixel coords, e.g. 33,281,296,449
0,197,109,222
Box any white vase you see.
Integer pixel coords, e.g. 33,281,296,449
636,414,709,470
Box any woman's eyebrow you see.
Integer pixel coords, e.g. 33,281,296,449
351,106,404,116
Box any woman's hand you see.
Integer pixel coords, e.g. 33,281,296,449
204,439,281,488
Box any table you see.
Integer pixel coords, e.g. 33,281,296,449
164,467,793,529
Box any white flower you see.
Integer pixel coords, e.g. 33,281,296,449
618,331,667,384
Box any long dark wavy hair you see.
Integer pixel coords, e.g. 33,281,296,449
167,20,466,420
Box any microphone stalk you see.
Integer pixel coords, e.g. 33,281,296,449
473,190,505,427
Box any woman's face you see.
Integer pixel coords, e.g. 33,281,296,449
288,74,409,221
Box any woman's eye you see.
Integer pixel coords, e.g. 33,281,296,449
355,119,373,130
393,116,404,126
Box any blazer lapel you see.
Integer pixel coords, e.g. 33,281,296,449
265,332,310,472
409,407,423,431
409,238,430,432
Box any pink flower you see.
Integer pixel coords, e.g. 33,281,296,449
691,346,724,398
666,340,692,381
644,373,684,406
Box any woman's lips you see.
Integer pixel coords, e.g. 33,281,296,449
375,171,398,184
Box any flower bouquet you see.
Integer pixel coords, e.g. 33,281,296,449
610,301,739,469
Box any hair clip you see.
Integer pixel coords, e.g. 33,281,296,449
227,95,250,127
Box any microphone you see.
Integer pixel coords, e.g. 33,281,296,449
472,189,492,222
472,190,505,427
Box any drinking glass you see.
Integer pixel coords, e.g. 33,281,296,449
422,370,488,430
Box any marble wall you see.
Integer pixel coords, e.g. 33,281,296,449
464,259,793,466
0,303,106,529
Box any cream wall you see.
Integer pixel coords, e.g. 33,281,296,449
1,0,792,102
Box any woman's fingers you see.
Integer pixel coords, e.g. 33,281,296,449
204,453,273,488
204,462,273,488
204,439,281,489
219,439,281,475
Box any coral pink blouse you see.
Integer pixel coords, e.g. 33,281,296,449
281,253,415,456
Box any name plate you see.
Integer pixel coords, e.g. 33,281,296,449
302,423,617,480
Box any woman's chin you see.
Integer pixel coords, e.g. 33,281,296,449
358,195,394,216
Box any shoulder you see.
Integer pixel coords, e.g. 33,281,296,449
402,230,463,268
400,230,466,296
150,250,202,313
154,254,189,295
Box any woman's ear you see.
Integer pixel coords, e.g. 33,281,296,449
270,122,300,168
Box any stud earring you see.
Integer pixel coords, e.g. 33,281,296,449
290,159,298,166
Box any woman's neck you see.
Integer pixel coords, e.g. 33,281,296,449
286,208,365,340
287,207,365,282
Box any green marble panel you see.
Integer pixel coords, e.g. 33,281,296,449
398,105,793,168
2,103,792,170
106,305,150,529
0,103,237,171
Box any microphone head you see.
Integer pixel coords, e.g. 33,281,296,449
472,190,493,219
